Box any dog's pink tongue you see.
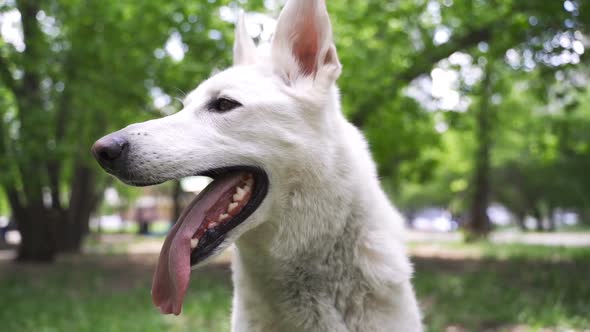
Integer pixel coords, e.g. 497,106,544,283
151,173,244,315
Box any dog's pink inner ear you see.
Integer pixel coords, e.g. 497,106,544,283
292,21,319,75
273,0,339,80
324,45,338,66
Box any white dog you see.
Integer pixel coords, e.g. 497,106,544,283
92,0,422,330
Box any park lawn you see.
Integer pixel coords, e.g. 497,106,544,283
0,242,589,332
411,242,590,331
0,255,232,332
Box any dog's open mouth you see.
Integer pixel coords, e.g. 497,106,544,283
151,167,268,315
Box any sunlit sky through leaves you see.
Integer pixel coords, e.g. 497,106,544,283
0,1,586,126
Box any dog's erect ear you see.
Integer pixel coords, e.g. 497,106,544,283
233,12,257,66
272,0,341,82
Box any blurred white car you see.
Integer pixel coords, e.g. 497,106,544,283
90,214,125,232
410,208,459,232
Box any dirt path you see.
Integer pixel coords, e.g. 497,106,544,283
2,230,589,263
407,230,590,247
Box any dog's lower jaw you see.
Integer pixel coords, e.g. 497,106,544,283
228,124,423,332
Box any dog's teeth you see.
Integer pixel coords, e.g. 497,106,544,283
245,178,254,187
190,238,199,249
218,214,229,222
243,185,251,193
233,187,246,201
228,202,239,213
208,222,218,229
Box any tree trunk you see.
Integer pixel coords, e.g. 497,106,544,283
15,205,57,262
465,64,494,241
6,0,55,262
57,164,99,252
515,210,527,231
4,186,56,262
138,222,150,235
533,208,544,232
547,209,556,232
1,0,106,262
8,164,100,261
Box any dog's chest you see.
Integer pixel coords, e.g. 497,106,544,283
234,218,372,332
278,242,370,330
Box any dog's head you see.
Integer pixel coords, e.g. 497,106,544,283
92,0,341,315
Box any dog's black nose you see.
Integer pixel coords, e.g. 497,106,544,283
92,134,129,163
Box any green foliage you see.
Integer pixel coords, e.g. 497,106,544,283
339,0,590,223
0,0,238,204
1,0,590,232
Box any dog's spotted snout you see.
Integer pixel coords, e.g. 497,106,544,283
92,134,129,169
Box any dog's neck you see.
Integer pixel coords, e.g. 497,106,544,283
230,98,419,331
237,109,357,259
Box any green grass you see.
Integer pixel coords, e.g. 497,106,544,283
0,256,232,332
83,234,166,255
1,241,589,331
411,242,590,331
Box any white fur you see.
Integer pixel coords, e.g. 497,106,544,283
112,0,422,330
233,12,257,66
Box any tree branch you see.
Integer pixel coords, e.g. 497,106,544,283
350,26,493,128
0,54,18,94
398,27,492,83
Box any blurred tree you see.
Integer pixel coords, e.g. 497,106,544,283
465,59,494,239
492,68,590,231
0,0,236,261
328,0,589,237
1,0,589,261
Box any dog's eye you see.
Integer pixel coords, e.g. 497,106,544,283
209,98,242,112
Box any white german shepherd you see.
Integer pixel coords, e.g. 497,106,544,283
92,0,422,330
